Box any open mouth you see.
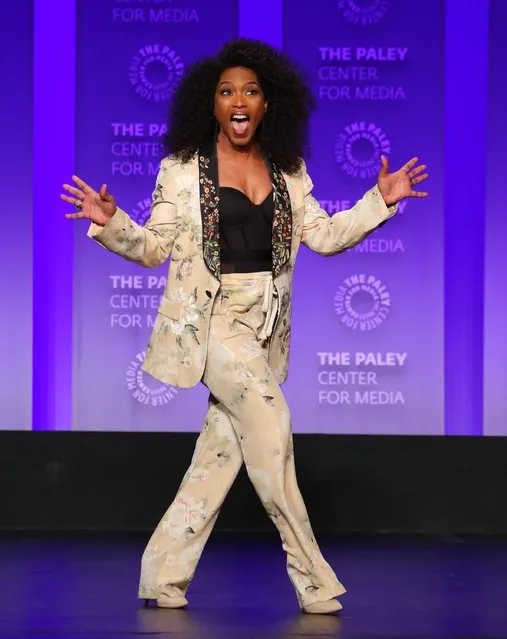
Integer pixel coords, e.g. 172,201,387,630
230,113,250,137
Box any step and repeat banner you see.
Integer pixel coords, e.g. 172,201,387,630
1,1,502,435
0,4,33,430
73,0,238,431
282,0,445,434
484,0,507,436
72,0,445,433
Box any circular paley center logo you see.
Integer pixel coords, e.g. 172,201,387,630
131,196,152,227
129,44,184,102
337,0,391,25
334,274,391,331
334,121,391,179
126,351,179,406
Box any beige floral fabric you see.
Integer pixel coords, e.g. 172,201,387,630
86,150,398,606
87,151,397,390
138,273,346,607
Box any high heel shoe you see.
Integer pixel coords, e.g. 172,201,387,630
155,592,189,609
303,598,343,614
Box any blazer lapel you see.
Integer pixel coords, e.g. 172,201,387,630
198,140,221,281
270,161,292,278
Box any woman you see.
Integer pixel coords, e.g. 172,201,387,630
61,38,428,614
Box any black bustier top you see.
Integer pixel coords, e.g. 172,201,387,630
219,186,274,273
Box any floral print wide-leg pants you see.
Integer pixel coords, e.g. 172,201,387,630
138,272,346,608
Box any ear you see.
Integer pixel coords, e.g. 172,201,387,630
264,100,268,113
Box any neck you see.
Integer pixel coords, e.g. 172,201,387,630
216,131,261,161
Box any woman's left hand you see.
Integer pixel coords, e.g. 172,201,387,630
377,155,429,206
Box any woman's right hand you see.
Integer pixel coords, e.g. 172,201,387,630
61,175,117,226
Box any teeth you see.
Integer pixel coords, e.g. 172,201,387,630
231,114,249,121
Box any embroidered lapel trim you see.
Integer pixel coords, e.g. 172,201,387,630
198,141,221,280
270,162,292,277
198,140,293,280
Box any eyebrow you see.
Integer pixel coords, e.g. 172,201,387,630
218,80,260,88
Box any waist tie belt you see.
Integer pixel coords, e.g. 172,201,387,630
260,276,279,341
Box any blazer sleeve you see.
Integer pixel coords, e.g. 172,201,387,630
86,158,177,268
300,164,397,256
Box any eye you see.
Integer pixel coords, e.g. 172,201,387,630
219,88,232,96
245,88,259,95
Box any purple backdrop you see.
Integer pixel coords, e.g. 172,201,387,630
484,0,507,436
72,0,238,431
1,0,496,434
0,4,33,430
72,0,445,434
282,0,444,434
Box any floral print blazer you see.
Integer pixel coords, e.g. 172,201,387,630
88,141,397,388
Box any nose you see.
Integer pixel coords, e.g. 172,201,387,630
234,91,246,107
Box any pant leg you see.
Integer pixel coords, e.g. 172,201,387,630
203,314,346,608
138,398,242,600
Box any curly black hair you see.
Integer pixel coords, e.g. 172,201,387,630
163,38,315,174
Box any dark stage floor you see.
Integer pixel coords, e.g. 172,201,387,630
1,532,506,639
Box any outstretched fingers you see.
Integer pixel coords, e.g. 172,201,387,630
379,154,389,176
401,157,419,173
409,173,429,187
410,189,429,198
72,175,94,194
64,210,87,219
62,183,85,199
408,164,426,179
60,192,83,208
61,183,85,206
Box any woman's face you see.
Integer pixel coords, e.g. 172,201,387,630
214,66,267,148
